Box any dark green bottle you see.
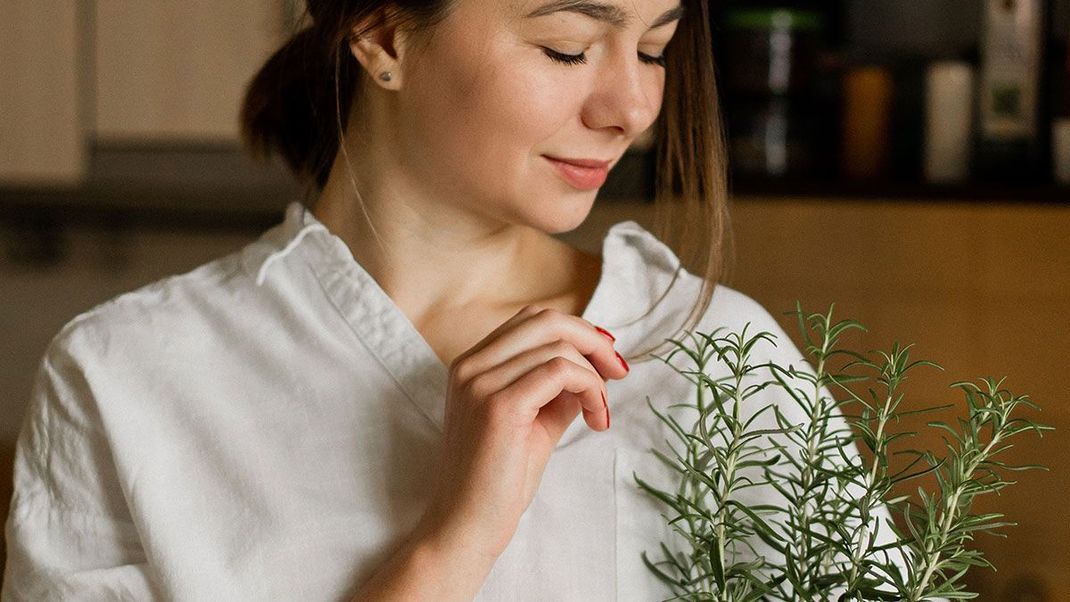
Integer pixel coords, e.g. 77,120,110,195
974,0,1050,183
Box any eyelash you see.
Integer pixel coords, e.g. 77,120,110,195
542,47,667,68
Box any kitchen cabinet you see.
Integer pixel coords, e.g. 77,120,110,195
94,1,292,142
0,1,83,185
0,1,295,187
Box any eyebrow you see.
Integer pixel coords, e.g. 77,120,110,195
525,1,686,30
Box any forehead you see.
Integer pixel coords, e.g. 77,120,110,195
505,0,685,29
527,0,680,26
420,0,683,51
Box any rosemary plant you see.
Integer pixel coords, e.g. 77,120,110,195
635,304,1051,601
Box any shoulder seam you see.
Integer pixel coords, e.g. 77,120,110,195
51,254,244,349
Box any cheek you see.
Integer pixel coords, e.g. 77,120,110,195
401,44,576,186
432,59,564,142
472,65,573,150
645,73,667,121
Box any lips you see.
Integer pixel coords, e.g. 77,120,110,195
544,155,612,190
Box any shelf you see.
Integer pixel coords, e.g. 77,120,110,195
0,143,300,232
730,177,1070,204
2,144,1067,236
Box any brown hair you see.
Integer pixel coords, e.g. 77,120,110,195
240,0,732,365
241,0,454,192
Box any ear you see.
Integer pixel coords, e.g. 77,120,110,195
348,10,409,90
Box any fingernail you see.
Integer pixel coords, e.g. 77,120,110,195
595,326,616,342
615,351,629,373
601,389,611,429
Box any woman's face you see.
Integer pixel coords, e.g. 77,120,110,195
391,0,683,233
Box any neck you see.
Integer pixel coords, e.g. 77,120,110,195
312,149,594,328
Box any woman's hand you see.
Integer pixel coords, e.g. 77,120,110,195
414,304,629,563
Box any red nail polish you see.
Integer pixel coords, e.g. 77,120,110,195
595,326,616,342
615,351,629,373
601,389,610,428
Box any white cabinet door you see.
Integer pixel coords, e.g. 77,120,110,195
94,1,292,142
0,1,85,185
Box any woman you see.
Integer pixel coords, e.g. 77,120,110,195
3,0,892,600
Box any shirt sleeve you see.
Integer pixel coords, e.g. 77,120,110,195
2,334,158,601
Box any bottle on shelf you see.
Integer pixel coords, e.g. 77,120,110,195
973,0,1049,183
841,65,894,181
714,0,847,183
715,3,838,181
924,61,976,184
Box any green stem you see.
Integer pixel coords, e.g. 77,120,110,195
792,338,828,597
709,343,749,601
843,361,901,598
692,350,715,595
908,416,1004,599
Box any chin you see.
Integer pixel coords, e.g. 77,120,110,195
526,191,598,235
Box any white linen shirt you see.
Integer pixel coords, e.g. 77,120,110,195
3,202,894,601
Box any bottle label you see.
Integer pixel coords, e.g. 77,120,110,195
980,0,1042,140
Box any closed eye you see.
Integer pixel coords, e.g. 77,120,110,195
542,47,666,67
640,52,667,67
543,47,587,65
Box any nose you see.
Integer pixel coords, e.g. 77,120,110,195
581,52,661,139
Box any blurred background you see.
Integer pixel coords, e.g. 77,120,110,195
2,0,1068,598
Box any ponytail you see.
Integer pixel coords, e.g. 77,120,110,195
240,25,358,193
240,1,453,196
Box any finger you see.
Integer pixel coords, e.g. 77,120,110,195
451,304,542,369
468,308,627,383
537,391,586,443
476,339,600,393
495,357,608,432
470,341,608,433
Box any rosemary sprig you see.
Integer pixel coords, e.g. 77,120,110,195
637,326,787,600
899,377,1053,600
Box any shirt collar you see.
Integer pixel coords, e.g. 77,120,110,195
582,219,692,360
244,202,692,359
242,202,327,286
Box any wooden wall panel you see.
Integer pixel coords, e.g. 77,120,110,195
94,1,291,142
570,198,1070,601
0,1,84,185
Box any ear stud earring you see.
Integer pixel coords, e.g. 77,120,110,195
378,72,393,82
